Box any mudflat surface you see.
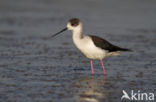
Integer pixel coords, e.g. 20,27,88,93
0,0,156,102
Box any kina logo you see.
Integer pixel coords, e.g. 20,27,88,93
121,90,154,101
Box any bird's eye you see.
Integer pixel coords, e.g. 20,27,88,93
71,23,75,26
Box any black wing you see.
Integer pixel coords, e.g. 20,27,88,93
90,35,131,52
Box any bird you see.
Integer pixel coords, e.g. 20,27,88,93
51,18,131,75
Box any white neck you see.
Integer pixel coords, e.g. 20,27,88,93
72,25,83,39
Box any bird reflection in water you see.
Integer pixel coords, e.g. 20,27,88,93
76,75,106,102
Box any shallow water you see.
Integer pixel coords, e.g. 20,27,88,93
0,0,156,102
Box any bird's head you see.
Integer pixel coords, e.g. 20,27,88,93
67,18,82,31
51,18,82,38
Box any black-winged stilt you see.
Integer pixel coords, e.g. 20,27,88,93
52,18,131,75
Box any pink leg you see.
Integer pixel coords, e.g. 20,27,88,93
100,60,106,75
90,60,94,75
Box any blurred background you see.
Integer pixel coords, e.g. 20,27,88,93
0,0,156,102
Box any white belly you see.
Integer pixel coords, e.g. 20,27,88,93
73,36,107,60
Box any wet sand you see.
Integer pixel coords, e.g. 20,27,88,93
0,0,156,102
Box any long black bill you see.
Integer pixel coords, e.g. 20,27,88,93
51,27,67,38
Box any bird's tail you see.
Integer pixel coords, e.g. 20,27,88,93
119,48,132,51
